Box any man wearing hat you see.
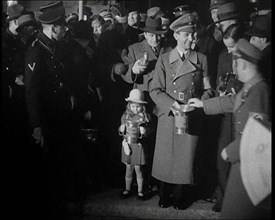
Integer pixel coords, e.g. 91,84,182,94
24,1,89,211
16,11,38,46
188,38,270,218
149,12,213,210
247,14,271,91
121,16,172,192
208,0,228,42
214,1,241,33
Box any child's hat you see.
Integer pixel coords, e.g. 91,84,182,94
125,89,147,104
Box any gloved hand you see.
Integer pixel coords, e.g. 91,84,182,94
119,123,126,133
201,89,215,101
33,127,44,147
114,63,128,75
140,126,146,135
132,59,147,74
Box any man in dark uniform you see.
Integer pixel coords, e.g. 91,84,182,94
24,1,88,214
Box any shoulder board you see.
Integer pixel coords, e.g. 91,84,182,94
31,39,39,47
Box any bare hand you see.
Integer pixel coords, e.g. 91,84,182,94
132,59,147,74
221,148,229,161
32,127,44,147
172,101,181,109
188,98,203,108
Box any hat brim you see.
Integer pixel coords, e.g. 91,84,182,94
140,27,167,35
16,21,37,32
245,29,268,38
125,98,147,104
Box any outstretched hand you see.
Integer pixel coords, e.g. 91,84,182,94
188,98,203,108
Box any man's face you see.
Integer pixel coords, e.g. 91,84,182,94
232,57,245,82
92,20,103,36
53,23,66,41
144,32,162,48
174,31,195,51
223,37,237,54
211,9,218,22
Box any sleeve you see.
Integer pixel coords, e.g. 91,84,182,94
24,46,42,129
149,56,175,116
226,83,270,163
121,45,137,84
203,94,235,115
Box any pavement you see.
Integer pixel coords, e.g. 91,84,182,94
80,187,221,220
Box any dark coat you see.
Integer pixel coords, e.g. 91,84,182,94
24,31,78,130
122,39,172,92
203,75,270,219
2,28,27,130
150,48,208,184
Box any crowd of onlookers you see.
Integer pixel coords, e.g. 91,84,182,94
2,0,271,218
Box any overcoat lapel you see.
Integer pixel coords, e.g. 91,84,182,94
169,49,197,81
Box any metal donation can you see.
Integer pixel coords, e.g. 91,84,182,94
172,104,195,135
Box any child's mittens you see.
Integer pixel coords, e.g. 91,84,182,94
140,126,146,136
122,139,131,155
119,124,126,134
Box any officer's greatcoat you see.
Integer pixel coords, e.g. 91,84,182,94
203,75,270,218
150,48,208,184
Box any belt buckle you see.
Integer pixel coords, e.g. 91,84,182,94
179,92,184,101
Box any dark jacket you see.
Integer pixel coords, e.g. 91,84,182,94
24,31,76,129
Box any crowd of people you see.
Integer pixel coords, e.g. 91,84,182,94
2,0,271,218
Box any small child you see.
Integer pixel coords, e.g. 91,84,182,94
118,89,150,200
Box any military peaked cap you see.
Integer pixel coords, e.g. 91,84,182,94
38,1,65,24
209,0,228,11
169,12,197,33
233,38,263,65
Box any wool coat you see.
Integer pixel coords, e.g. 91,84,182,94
122,39,172,92
150,48,209,184
203,74,270,219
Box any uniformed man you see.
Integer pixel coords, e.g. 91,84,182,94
188,38,270,219
149,12,213,210
24,1,87,212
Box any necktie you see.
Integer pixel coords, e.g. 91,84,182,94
152,47,159,56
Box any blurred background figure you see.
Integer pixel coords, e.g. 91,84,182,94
173,4,192,19
246,13,271,117
64,13,78,40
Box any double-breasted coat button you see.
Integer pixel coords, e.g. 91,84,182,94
173,82,176,85
174,90,176,93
